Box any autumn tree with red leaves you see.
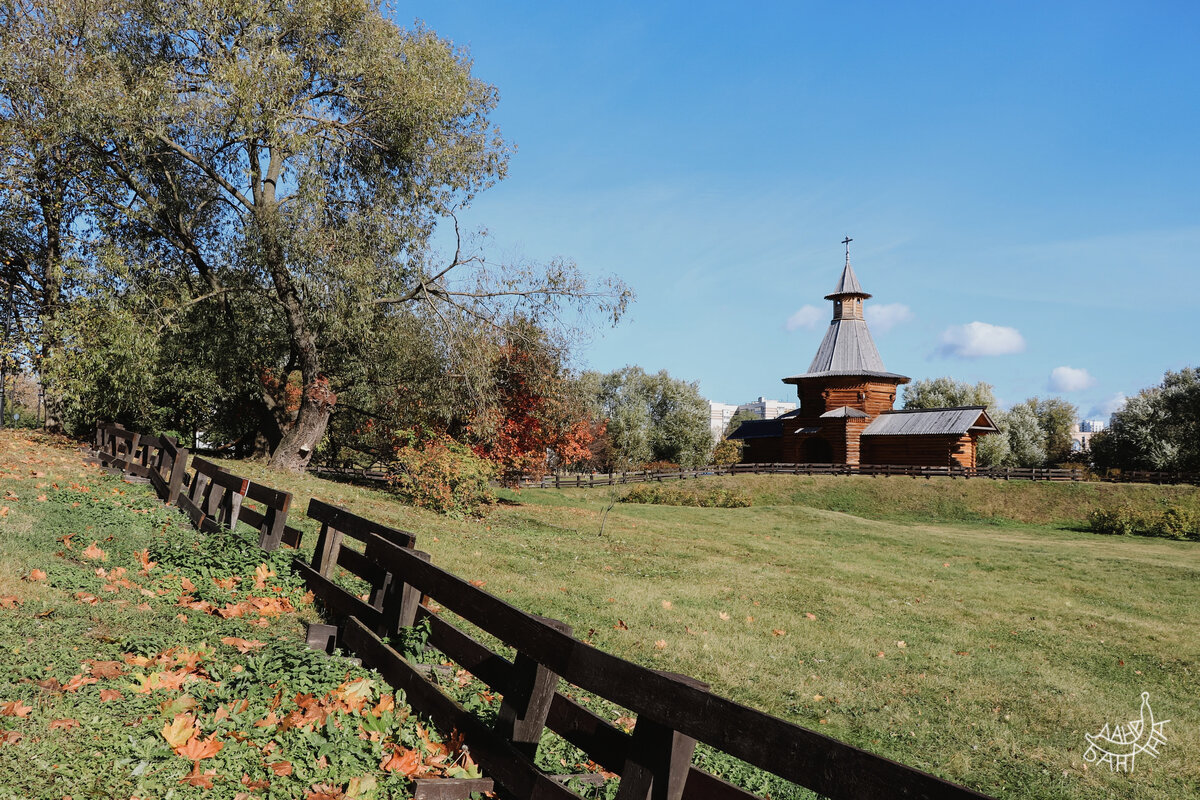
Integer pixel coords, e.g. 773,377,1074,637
468,322,603,483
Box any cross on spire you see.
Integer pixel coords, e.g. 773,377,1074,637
842,236,853,266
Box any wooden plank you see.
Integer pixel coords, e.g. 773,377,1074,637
308,498,416,548
366,539,992,800
417,607,515,693
680,768,760,800
545,692,629,772
293,560,384,631
280,525,304,549
342,618,582,800
497,616,573,758
615,718,696,800
412,778,495,800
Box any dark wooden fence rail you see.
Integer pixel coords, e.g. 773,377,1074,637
87,422,995,800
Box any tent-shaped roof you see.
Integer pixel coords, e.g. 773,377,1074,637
824,261,870,300
783,318,910,384
861,407,1000,437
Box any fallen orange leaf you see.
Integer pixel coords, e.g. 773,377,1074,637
379,744,422,776
26,569,48,582
99,689,123,702
178,763,218,789
268,760,293,776
0,701,32,718
178,733,223,762
49,718,79,730
81,542,107,561
220,636,267,653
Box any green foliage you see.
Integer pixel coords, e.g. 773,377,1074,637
1087,505,1138,535
902,377,998,409
621,483,752,508
148,524,301,589
581,366,713,470
1003,402,1047,467
386,428,496,517
1088,504,1200,540
1091,368,1200,473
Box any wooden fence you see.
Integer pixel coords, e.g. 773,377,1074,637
306,457,1199,489
510,463,1092,488
90,421,994,800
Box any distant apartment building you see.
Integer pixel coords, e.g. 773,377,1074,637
1072,420,1108,451
737,396,798,420
708,397,798,440
708,402,739,440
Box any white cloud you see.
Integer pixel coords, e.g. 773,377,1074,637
866,302,913,332
937,321,1026,357
785,305,825,331
1048,366,1097,392
1089,392,1127,418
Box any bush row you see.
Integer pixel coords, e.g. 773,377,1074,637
620,484,752,508
1088,504,1200,540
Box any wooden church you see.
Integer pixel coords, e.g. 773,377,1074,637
730,245,999,469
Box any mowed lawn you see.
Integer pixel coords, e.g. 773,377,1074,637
226,464,1200,800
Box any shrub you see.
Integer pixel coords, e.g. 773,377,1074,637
1146,507,1200,540
711,439,742,466
387,430,496,518
1087,505,1138,535
621,484,751,508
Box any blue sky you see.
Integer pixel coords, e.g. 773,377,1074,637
408,2,1200,420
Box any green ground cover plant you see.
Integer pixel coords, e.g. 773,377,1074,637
0,432,482,799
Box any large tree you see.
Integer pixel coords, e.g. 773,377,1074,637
581,367,713,469
8,0,626,468
0,0,91,431
1090,368,1200,472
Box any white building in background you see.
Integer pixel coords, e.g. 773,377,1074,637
708,397,798,440
737,396,797,420
709,402,739,441
1071,419,1108,452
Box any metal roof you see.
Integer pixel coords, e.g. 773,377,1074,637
794,317,909,381
824,262,870,299
820,406,868,418
862,407,1000,437
727,419,783,440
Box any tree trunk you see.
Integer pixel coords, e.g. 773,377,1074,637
258,214,332,472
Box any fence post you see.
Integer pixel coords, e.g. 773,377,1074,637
495,616,573,759
381,550,432,635
614,672,708,800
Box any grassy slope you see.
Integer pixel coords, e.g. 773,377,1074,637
224,462,1200,800
0,433,490,800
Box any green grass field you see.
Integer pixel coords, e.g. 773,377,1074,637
2,432,1197,799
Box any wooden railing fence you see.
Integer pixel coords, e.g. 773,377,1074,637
308,458,1200,489
88,421,994,800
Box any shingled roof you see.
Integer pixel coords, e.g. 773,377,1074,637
862,407,999,437
824,261,870,299
727,418,783,440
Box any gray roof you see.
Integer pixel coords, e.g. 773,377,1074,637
820,406,868,418
784,317,909,383
824,262,870,299
728,419,783,440
862,407,1000,437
